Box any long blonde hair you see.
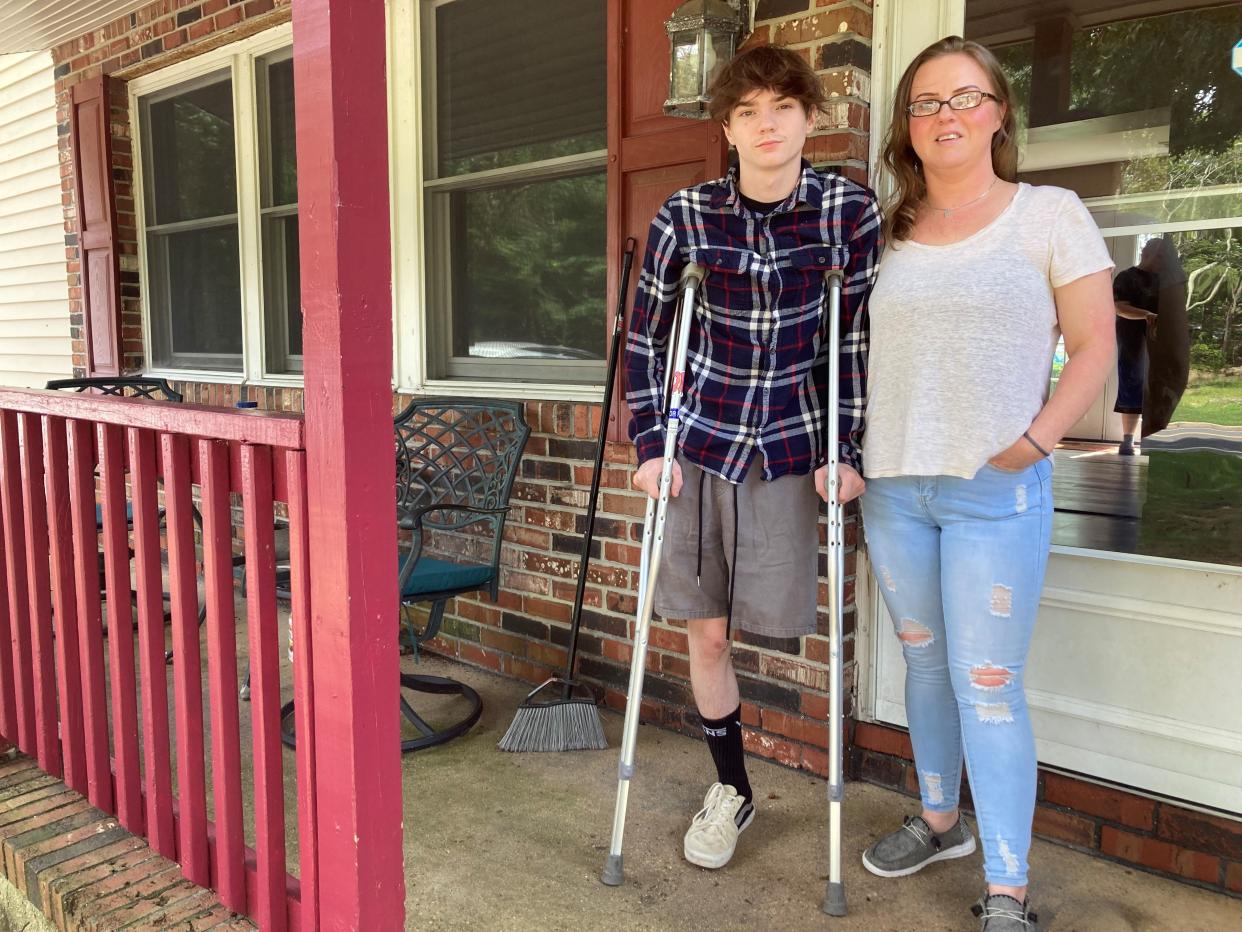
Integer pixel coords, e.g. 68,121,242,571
881,36,1018,244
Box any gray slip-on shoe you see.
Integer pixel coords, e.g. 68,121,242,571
972,892,1038,931
861,814,977,878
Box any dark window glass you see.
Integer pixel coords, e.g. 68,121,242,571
434,0,606,176
441,172,607,362
264,56,298,207
149,226,243,367
147,77,237,224
258,53,301,373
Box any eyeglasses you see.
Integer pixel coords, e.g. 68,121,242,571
906,90,1000,118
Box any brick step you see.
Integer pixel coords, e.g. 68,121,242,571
0,753,254,931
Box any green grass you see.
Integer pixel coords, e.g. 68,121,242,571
1170,375,1242,426
1140,450,1242,566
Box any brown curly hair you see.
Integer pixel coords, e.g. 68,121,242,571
708,45,827,125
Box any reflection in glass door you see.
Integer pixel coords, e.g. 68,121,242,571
966,0,1242,567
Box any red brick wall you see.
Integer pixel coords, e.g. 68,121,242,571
413,399,862,781
853,722,1242,897
749,0,874,185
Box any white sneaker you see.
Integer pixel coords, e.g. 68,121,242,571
683,782,755,869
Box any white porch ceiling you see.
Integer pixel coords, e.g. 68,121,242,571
0,0,153,55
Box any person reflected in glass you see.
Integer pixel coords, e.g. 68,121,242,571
1112,236,1190,452
1141,237,1189,437
1112,239,1159,453
859,36,1116,931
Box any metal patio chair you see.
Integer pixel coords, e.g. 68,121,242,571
45,377,205,650
46,377,185,529
278,397,530,752
46,377,185,402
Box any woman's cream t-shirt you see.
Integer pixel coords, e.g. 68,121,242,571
862,183,1113,479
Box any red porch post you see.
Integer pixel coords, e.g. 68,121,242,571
292,1,405,928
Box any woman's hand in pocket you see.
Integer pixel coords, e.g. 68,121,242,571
988,435,1045,472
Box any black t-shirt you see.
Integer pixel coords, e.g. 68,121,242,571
1113,266,1159,357
739,192,783,214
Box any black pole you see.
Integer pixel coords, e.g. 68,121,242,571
564,237,637,694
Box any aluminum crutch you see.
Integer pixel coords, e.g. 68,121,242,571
601,261,705,887
820,268,848,917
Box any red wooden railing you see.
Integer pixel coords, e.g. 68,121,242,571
0,387,315,930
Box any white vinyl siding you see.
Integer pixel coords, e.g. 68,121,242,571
0,50,73,387
0,1,149,55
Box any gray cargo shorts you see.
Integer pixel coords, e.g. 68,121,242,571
652,456,820,638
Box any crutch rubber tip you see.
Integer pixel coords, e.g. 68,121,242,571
821,882,847,917
601,855,624,886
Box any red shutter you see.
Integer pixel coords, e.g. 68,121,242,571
69,75,122,377
606,0,728,441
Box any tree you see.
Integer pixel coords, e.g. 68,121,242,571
1067,7,1242,159
1179,227,1241,371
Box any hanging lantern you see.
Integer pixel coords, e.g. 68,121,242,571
663,0,744,119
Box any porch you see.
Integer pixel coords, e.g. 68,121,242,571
1,0,1241,926
0,382,1234,930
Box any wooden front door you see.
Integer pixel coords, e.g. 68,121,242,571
605,0,729,441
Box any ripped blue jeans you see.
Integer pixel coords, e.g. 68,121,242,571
861,460,1053,886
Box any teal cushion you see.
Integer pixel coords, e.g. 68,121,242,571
398,555,494,598
95,502,135,528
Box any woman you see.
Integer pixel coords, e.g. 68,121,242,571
858,37,1116,931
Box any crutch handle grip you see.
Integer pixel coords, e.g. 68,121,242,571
680,262,707,287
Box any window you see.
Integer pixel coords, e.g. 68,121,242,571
420,0,607,384
256,51,301,374
132,28,300,380
141,73,242,371
964,0,1242,567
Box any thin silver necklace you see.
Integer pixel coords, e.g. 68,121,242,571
926,176,1000,218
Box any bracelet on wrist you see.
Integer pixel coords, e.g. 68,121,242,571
1022,430,1050,458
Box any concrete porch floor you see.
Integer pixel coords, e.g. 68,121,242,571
393,655,1242,931
82,587,1239,930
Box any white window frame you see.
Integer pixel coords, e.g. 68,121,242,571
254,45,301,375
386,0,607,402
130,22,302,387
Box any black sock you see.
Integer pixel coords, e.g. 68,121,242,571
700,705,753,807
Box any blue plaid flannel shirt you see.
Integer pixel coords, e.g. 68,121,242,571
625,161,881,482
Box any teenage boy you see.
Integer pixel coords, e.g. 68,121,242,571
624,45,881,870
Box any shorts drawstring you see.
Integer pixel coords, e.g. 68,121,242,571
727,482,739,638
696,468,705,587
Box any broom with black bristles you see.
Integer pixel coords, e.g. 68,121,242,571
498,238,639,752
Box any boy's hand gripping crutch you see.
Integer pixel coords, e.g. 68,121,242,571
601,261,705,887
821,268,848,917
